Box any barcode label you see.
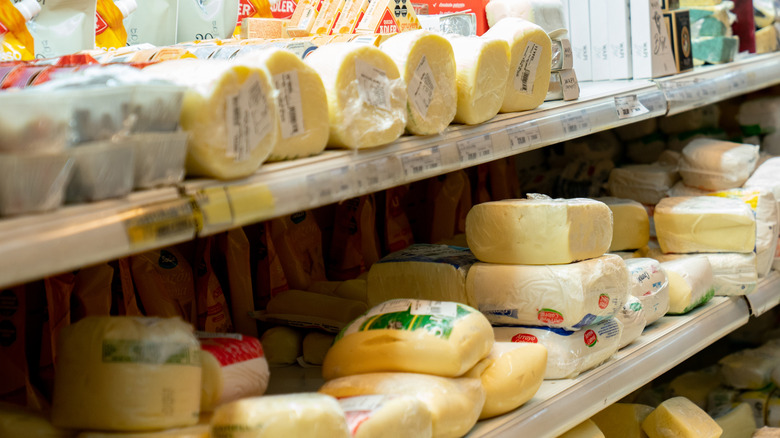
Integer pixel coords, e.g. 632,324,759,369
411,301,457,317
306,166,353,203
560,109,591,135
125,201,196,249
355,157,394,191
615,95,650,120
508,122,541,151
401,147,442,177
457,135,493,163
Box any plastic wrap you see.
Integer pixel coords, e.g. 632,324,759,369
338,395,433,438
417,13,477,36
607,164,680,205
176,0,238,42
130,132,187,189
660,256,715,314
123,0,178,46
130,83,185,133
617,296,647,349
322,299,493,380
129,247,196,325
678,138,759,191
485,0,567,35
0,90,73,153
319,372,485,438
738,97,780,135
720,348,779,390
0,151,73,216
65,139,135,203
28,0,95,58
597,197,650,252
625,258,670,325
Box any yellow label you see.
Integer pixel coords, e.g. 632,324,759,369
709,189,761,210
124,201,197,250
194,186,234,231
226,184,276,226
0,0,35,60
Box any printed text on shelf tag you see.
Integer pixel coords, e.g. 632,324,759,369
615,95,650,120
355,157,396,191
306,166,354,203
457,135,493,163
125,201,196,249
401,146,442,177
508,122,541,151
560,109,591,136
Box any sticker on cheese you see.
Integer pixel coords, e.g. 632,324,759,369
660,257,715,315
617,296,646,349
464,342,547,419
322,299,493,380
719,349,780,390
653,252,758,297
378,30,457,135
470,254,629,330
0,402,75,438
210,393,350,438
678,139,760,191
714,403,757,438
624,258,670,325
198,333,270,412
234,48,330,162
494,318,623,380
366,244,479,308
465,195,613,265
141,59,278,180
597,197,650,251
304,42,406,149
591,403,654,438
607,164,680,205
302,331,335,365
76,424,210,437
260,326,303,365
265,289,368,327
482,17,552,113
485,0,567,35
338,395,433,438
442,35,509,125
557,419,605,438
641,397,723,438
51,317,202,431
654,196,757,254
319,372,485,438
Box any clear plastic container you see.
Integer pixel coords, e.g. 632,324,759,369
130,132,188,189
0,90,73,153
0,151,73,216
65,140,135,203
129,83,185,133
66,85,136,144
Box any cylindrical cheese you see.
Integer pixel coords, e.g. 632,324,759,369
660,257,715,314
641,397,723,438
322,299,493,380
51,317,202,431
304,42,407,149
481,17,552,113
338,395,433,438
379,30,457,135
678,139,760,191
199,334,270,412
302,331,335,365
625,258,670,325
141,59,279,180
616,296,647,349
597,197,651,251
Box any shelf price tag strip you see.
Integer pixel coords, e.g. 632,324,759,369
355,156,398,192
560,109,591,137
615,94,650,120
457,134,494,164
124,201,197,250
193,186,234,232
507,121,542,151
400,146,442,177
306,166,355,205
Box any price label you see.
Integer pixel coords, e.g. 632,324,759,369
306,166,354,203
728,71,749,92
615,95,650,119
125,201,197,250
401,146,442,177
355,157,396,191
560,109,591,136
457,135,493,163
193,186,233,232
226,184,275,226
695,78,718,98
508,122,541,151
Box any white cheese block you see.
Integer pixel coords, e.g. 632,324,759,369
558,419,605,438
470,254,629,330
485,0,568,34
625,258,670,325
668,181,712,197
642,397,722,438
465,195,613,265
720,349,780,390
234,48,329,162
0,402,75,438
338,395,433,438
464,342,547,419
77,425,210,438
482,17,552,113
652,252,758,297
142,60,278,180
744,157,780,271
51,317,201,431
319,372,485,438
444,35,509,125
322,299,493,380
660,257,715,314
366,244,478,308
304,42,407,149
768,395,780,428
654,196,757,254
597,197,650,251
379,30,457,135
210,393,350,438
591,403,655,438
493,318,623,379
714,403,757,438
738,386,773,427
607,164,680,205
679,139,760,191
669,368,722,409
617,296,646,349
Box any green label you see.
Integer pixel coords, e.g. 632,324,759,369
338,303,472,341
102,340,200,366
671,288,716,315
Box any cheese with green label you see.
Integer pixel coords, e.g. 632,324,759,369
720,349,780,390
625,258,670,325
617,296,646,349
660,257,715,314
591,403,654,438
597,197,650,251
650,252,757,297
338,395,433,438
641,397,722,438
679,139,759,191
558,419,605,438
714,403,757,438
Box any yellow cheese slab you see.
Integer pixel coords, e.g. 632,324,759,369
558,419,605,438
591,403,654,438
597,197,650,251
641,397,723,438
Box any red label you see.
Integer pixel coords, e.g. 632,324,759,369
200,335,265,366
237,0,259,23
272,0,297,18
0,22,8,35
584,330,598,347
374,8,398,33
351,10,365,33
511,333,539,343
344,411,373,435
537,309,564,324
598,294,610,309
95,13,108,35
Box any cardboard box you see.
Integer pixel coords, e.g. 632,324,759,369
665,9,694,72
354,0,421,33
241,18,290,39
630,0,677,78
589,0,611,81
568,0,592,80
608,0,633,79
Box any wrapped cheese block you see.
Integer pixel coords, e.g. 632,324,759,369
720,349,780,390
485,0,567,34
650,252,758,297
0,402,75,438
322,299,493,380
465,195,613,265
304,42,407,149
641,397,722,438
319,372,485,438
713,403,757,438
260,326,303,366
51,317,201,431
379,30,457,135
338,395,433,438
470,254,629,330
624,258,670,325
302,331,335,365
744,157,780,271
142,59,279,180
617,296,647,349
660,257,715,314
591,403,655,438
678,139,759,190
597,197,651,251
607,164,680,205
482,17,552,113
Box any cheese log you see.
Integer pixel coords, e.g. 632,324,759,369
470,254,630,330
379,30,457,135
617,296,647,349
591,403,655,438
260,326,303,365
660,257,715,314
641,397,722,438
597,197,651,251
669,368,722,409
199,334,270,412
607,164,680,205
51,317,201,431
654,196,757,253
77,425,210,438
366,244,478,308
493,318,623,379
234,48,329,162
319,372,485,438
720,349,780,390
679,139,760,191
625,258,670,325
322,299,493,380
558,419,605,438
210,393,350,438
485,0,567,33
714,403,757,438
141,60,278,180
302,331,335,365
464,342,547,419
651,252,758,297
265,289,368,323
466,196,613,265
0,402,75,438
338,395,433,438
304,42,406,149
482,17,552,113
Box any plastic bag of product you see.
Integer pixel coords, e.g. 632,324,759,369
607,164,680,205
123,0,178,46
624,258,670,325
678,138,759,191
130,246,197,325
28,0,96,58
176,0,239,42
130,132,188,189
660,256,715,315
338,394,433,438
616,296,646,349
195,238,233,333
65,139,135,203
0,150,73,216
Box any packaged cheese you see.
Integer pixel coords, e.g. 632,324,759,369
485,0,567,34
660,257,715,314
641,397,722,438
713,402,757,438
669,368,722,409
651,252,757,297
719,349,780,390
617,296,646,349
591,403,655,438
302,331,334,365
338,395,433,438
260,326,303,365
597,197,651,251
607,164,680,205
743,157,780,271
624,258,670,325
678,139,760,191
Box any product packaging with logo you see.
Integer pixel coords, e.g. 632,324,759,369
28,0,97,59
124,0,179,46
177,0,240,43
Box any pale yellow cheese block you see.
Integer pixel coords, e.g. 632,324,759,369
260,326,303,365
339,395,433,438
0,402,75,438
597,197,650,252
714,403,756,438
302,331,335,365
304,42,407,149
379,30,457,135
465,195,613,265
641,397,722,438
669,368,723,409
661,257,715,314
320,372,485,438
591,403,654,438
482,17,552,113
558,419,605,438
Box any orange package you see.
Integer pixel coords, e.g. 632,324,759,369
130,247,197,325
233,0,274,37
95,0,137,51
269,211,327,290
195,237,233,333
72,263,113,322
217,228,258,337
328,195,381,280
382,186,414,253
246,222,288,309
0,0,38,61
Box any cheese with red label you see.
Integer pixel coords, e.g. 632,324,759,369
338,395,433,438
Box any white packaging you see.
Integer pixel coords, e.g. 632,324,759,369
744,157,780,271
607,164,680,205
0,152,73,217
485,0,568,35
668,181,712,197
651,252,758,297
124,0,178,46
607,0,632,80
0,90,73,153
737,97,780,135
131,132,188,189
568,0,592,80
679,139,760,191
176,0,239,43
630,0,677,78
625,258,669,325
617,296,646,349
338,395,433,438
720,348,780,390
589,0,610,81
28,0,96,58
660,256,715,314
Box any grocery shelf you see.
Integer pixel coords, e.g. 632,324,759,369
746,271,780,317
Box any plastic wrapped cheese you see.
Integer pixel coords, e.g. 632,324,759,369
304,42,406,149
714,403,757,438
667,181,712,197
319,372,485,438
493,318,623,379
625,258,670,325
654,196,757,254
653,252,757,297
660,257,715,314
591,403,655,438
465,195,613,265
0,402,75,438
470,254,629,330
597,197,651,251
379,30,457,135
720,349,780,390
607,164,680,205
482,17,552,113
641,397,722,438
260,326,303,366
744,157,780,271
617,296,646,349
669,368,722,409
338,395,433,438
485,0,567,34
678,139,760,191
51,317,202,431
77,424,210,438
210,393,350,438
322,299,493,380
141,59,278,179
